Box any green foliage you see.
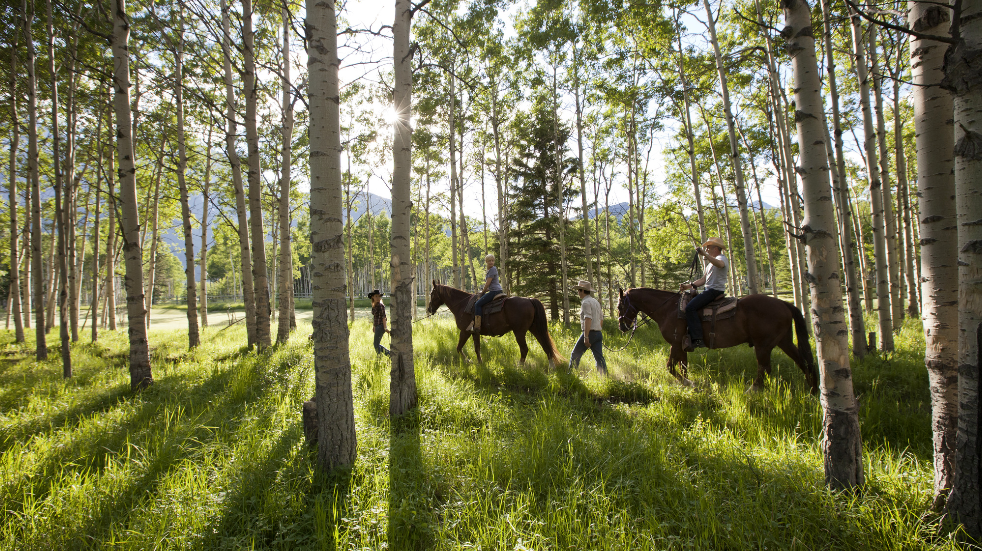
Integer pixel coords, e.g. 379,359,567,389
0,315,963,549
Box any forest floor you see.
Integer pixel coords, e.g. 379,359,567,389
0,313,969,549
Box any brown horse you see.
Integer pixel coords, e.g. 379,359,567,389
426,282,564,368
616,287,818,393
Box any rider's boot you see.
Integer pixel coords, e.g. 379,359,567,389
473,315,482,335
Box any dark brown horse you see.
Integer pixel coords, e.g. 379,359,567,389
426,282,564,368
616,288,818,393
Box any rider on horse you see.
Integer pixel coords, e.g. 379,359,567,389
679,237,728,349
467,254,503,335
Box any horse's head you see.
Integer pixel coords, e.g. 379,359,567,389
617,287,638,333
427,280,444,315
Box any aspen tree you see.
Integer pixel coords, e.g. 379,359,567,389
112,0,152,389
850,12,894,350
23,0,46,359
784,0,863,489
306,0,356,469
221,0,258,347
944,0,982,533
703,0,759,294
242,0,272,347
277,4,294,343
8,26,24,343
908,0,958,509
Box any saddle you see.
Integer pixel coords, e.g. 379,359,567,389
678,291,739,349
465,293,508,317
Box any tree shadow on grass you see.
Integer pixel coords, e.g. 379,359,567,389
388,409,435,551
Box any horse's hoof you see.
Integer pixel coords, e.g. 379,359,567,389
746,384,764,393
679,377,694,387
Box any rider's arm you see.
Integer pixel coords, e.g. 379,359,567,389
682,277,707,290
582,315,591,345
700,248,725,268
482,276,493,294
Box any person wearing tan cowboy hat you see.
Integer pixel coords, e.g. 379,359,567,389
569,280,608,375
678,237,728,349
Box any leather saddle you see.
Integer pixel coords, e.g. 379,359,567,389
678,291,739,321
465,293,508,316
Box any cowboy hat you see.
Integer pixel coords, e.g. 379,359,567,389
367,289,382,298
702,237,726,250
572,280,594,292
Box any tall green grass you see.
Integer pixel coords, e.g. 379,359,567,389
0,315,966,549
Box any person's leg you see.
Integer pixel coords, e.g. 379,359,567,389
374,325,390,356
589,331,608,375
685,290,721,343
472,291,500,333
568,333,587,370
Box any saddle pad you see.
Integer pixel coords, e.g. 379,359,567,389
678,293,739,320
466,293,507,316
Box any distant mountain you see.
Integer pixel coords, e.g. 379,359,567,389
587,202,630,221
161,190,392,273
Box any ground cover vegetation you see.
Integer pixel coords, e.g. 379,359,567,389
2,0,981,544
0,316,965,550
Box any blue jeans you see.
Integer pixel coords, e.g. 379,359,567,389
569,331,607,374
373,325,390,356
475,290,502,316
685,289,724,342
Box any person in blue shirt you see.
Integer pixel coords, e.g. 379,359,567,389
679,237,728,349
467,254,503,335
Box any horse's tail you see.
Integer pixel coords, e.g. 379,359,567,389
787,301,817,384
530,298,565,364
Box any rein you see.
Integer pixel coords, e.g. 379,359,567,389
603,290,679,353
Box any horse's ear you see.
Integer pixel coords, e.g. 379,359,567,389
432,279,437,288
618,287,624,297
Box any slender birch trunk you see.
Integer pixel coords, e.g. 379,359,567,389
870,29,903,326
784,0,863,490
277,6,294,343
23,0,47,358
91,112,103,342
819,0,866,357
173,9,199,348
390,0,418,415
222,0,257,347
944,0,982,534
112,0,152,389
105,110,116,332
242,0,272,348
552,63,570,325
891,69,919,318
491,83,508,292
306,0,356,469
8,29,24,343
573,51,591,283
850,12,894,350
201,123,212,328
448,73,460,288
704,0,758,294
46,0,71,376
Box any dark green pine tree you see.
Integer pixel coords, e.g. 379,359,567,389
508,93,583,320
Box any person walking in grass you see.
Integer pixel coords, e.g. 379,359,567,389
369,290,390,356
467,254,503,335
679,237,729,349
569,280,608,376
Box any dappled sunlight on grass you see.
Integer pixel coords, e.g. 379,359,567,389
0,314,965,549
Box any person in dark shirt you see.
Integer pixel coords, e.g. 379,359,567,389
369,290,390,356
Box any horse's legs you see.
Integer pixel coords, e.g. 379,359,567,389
456,331,471,362
750,346,772,391
515,331,530,366
473,334,483,364
667,345,693,387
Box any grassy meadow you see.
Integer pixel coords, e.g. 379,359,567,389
0,313,968,549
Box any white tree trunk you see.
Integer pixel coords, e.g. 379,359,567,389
8,26,23,343
23,0,47,359
390,0,418,416
112,0,152,389
944,0,982,534
277,6,294,344
174,8,199,348
785,0,864,489
306,0,356,469
850,12,894,350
